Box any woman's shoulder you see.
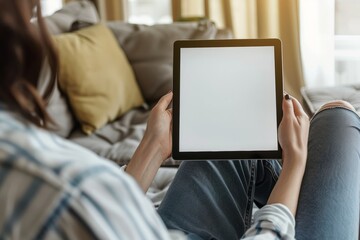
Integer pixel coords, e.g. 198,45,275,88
0,108,130,190
0,109,143,211
1,108,94,155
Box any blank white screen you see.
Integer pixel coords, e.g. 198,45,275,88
179,46,278,152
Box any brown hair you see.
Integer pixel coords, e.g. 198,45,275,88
0,0,58,128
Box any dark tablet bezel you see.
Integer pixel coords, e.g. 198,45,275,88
172,39,283,160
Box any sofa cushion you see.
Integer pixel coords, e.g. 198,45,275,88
301,85,360,116
54,24,145,135
37,0,100,35
107,20,221,104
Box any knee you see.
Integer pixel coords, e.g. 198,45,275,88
318,100,356,113
311,100,360,130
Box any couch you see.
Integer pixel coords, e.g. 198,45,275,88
39,0,231,166
301,85,360,116
36,0,232,204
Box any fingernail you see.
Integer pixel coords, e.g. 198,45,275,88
285,94,291,100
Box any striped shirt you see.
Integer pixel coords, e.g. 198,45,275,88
0,106,295,240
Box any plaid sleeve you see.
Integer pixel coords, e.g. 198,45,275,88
0,110,187,240
241,204,295,240
46,165,177,240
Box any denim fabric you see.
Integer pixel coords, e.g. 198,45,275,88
158,108,360,240
295,108,360,240
158,160,281,239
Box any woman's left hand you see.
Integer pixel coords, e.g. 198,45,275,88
126,92,173,192
144,91,173,160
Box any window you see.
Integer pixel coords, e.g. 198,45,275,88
300,0,360,87
127,0,172,25
40,0,63,16
334,0,360,84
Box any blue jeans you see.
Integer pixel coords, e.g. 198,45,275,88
158,108,360,239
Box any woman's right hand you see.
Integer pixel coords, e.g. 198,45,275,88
278,95,310,168
268,95,310,216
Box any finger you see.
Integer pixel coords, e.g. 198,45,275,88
291,97,308,117
282,94,295,118
156,91,173,111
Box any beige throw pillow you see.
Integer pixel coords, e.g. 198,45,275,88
53,24,144,135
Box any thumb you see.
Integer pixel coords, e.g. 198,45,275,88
283,94,295,118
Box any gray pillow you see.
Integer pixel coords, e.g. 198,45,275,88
37,61,75,138
34,0,100,35
108,20,220,104
34,1,100,137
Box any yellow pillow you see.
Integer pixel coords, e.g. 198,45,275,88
53,24,144,135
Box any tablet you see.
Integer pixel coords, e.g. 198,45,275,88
172,39,283,160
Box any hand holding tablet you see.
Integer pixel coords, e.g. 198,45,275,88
172,39,284,160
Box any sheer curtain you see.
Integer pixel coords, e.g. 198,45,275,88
177,0,304,99
299,0,335,87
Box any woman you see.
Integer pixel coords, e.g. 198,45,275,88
0,1,359,239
